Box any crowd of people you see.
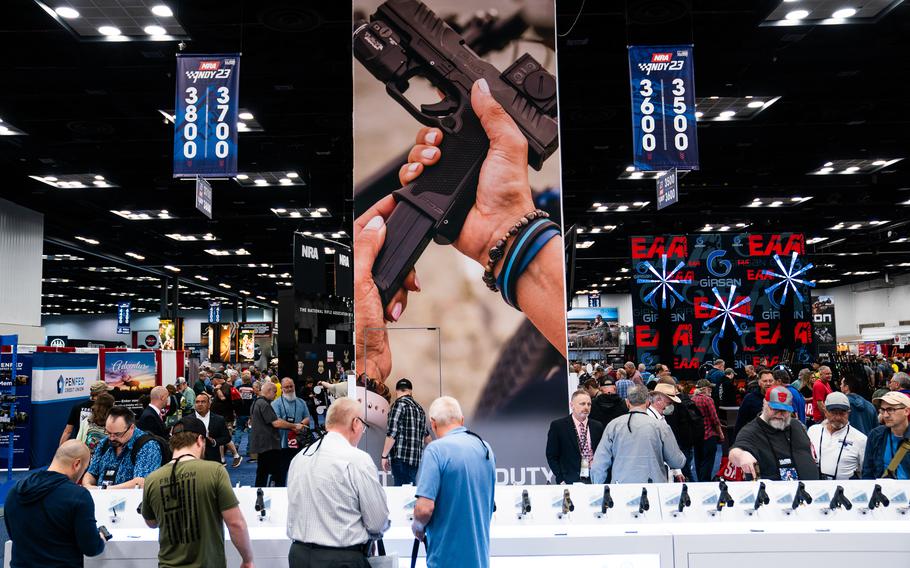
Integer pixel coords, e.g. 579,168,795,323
5,353,910,568
555,355,910,484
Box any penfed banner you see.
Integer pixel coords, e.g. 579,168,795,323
628,45,699,172
173,53,240,178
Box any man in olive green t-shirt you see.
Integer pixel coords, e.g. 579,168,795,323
142,416,255,568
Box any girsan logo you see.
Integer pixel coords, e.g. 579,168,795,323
111,360,149,373
338,254,350,268
301,245,319,260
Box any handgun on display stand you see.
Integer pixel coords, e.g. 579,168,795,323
353,0,560,307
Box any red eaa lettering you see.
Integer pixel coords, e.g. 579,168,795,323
748,234,806,257
795,322,812,344
674,357,700,369
746,269,774,281
755,323,781,345
631,236,688,259
673,324,693,346
636,325,659,348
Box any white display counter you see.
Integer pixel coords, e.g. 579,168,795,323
4,480,909,568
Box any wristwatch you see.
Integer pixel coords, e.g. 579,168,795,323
381,455,389,459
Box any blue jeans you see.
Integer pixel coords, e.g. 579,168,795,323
233,415,250,454
391,458,419,486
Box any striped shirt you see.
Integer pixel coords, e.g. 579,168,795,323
387,395,430,467
693,392,723,440
286,432,390,547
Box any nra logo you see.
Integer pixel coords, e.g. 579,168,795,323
301,245,319,260
338,254,350,268
651,53,673,63
198,61,221,71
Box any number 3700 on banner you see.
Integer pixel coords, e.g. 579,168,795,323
628,45,699,172
173,54,241,178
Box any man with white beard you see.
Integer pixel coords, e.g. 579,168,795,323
729,386,819,481
272,378,311,486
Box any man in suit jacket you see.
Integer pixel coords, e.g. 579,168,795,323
546,390,604,484
137,386,169,440
191,392,233,462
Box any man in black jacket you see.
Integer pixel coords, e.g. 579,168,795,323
5,440,106,567
546,390,604,484
590,379,628,427
137,386,170,440
193,392,239,465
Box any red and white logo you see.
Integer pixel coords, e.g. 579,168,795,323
198,61,221,71
651,53,673,63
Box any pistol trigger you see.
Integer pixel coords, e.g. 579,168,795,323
420,98,458,117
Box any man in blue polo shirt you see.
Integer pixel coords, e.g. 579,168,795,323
412,396,495,568
83,405,163,489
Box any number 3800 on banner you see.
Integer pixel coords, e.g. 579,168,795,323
181,87,231,160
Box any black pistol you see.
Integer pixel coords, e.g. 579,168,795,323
353,0,560,307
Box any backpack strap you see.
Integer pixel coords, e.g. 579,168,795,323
883,438,910,478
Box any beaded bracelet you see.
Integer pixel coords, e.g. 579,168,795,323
482,209,549,292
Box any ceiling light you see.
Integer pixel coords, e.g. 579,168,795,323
576,241,595,249
254,179,268,186
785,10,809,20
806,237,829,245
165,233,218,241
272,207,333,219
239,290,250,295
75,236,99,245
195,275,209,281
239,112,254,120
30,173,118,188
695,111,704,118
832,8,857,19
125,252,145,260
286,172,299,178
219,283,232,289
819,167,834,174
235,171,304,187
824,162,834,167
236,174,249,180
144,25,167,36
747,101,764,108
872,160,887,166
97,26,122,36
112,209,171,221
54,6,80,18
625,166,635,172
843,166,860,173
279,178,292,185
150,4,174,17
256,295,267,300
629,172,644,179
164,265,181,272
719,110,736,118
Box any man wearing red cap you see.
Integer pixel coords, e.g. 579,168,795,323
728,386,819,480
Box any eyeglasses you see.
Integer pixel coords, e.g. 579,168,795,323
355,417,370,429
879,406,905,414
105,425,132,438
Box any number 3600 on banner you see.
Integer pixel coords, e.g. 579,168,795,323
628,45,699,172
173,54,240,178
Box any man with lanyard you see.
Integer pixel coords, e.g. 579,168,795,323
862,391,910,479
272,378,311,485
807,392,867,480
545,390,604,484
729,386,819,481
412,396,495,568
286,397,389,568
83,405,163,489
380,378,431,486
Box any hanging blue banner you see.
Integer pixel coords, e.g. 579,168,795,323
628,45,699,171
116,301,131,334
209,301,221,323
173,53,241,178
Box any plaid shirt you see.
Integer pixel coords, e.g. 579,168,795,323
693,392,723,440
386,395,429,467
616,378,633,400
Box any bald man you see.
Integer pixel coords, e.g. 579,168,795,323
250,381,303,487
286,398,389,567
137,385,170,439
5,440,106,567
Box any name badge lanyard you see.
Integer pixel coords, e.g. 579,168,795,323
759,425,795,480
817,425,850,480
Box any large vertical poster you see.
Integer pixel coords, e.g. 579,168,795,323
812,296,837,362
353,0,568,483
0,353,32,469
630,233,814,379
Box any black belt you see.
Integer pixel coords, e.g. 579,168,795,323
294,541,368,555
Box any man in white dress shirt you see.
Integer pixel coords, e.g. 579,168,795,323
286,397,390,567
807,391,867,479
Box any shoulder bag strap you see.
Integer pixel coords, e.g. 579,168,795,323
883,437,910,478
